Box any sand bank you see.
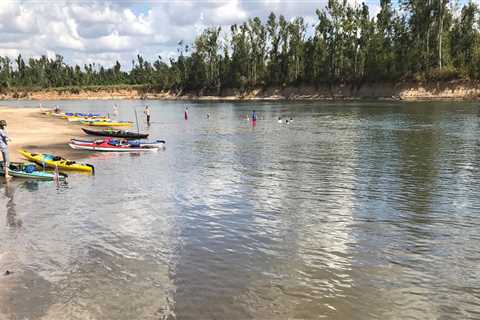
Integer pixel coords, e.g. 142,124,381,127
0,107,88,162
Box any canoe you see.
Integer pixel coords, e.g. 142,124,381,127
0,162,67,181
18,150,95,174
81,121,132,127
82,128,149,139
69,138,161,152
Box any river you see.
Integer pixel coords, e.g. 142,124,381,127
0,100,479,319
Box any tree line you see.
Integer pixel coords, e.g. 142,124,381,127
1,0,480,93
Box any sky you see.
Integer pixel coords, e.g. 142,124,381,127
0,0,473,69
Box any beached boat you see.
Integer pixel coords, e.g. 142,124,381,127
71,138,165,148
66,116,110,123
0,162,67,181
64,112,102,117
18,150,95,174
81,120,133,127
69,137,162,152
81,128,149,139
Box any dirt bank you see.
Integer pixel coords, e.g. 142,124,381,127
1,80,480,101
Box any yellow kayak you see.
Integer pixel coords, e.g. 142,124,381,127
66,116,110,122
18,150,94,174
81,121,132,127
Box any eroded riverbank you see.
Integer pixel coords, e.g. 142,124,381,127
2,80,480,101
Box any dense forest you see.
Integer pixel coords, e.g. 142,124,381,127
1,0,480,93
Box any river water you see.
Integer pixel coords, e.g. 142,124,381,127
0,100,479,319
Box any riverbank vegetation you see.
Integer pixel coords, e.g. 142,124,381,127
1,0,479,95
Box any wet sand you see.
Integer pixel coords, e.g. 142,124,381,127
0,106,89,162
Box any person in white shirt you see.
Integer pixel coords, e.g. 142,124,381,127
0,120,11,179
113,104,119,117
144,105,151,125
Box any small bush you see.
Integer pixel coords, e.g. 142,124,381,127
426,67,462,81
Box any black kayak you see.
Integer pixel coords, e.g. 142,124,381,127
82,128,149,139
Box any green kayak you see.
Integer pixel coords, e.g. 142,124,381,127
0,162,67,181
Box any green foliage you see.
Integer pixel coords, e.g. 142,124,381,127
1,0,479,92
426,66,462,81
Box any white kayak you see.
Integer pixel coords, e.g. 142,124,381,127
69,143,160,152
68,137,163,152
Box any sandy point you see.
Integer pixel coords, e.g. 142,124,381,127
0,106,89,162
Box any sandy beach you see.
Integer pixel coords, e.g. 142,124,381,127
0,106,88,162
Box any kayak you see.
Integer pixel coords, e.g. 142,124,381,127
0,162,67,181
81,121,132,127
66,116,110,122
65,112,102,117
18,150,95,174
71,138,165,148
82,128,149,139
69,138,162,152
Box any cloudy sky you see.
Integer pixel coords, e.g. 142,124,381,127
0,0,471,69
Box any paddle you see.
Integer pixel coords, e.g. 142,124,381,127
134,109,140,134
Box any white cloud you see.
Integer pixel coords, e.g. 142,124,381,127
0,0,381,69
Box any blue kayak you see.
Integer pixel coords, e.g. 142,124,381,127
0,162,67,181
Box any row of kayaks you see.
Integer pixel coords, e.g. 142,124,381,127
1,150,94,181
44,111,133,127
6,138,163,180
5,139,163,180
7,109,164,181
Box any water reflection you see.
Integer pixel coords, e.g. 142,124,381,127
4,181,21,228
22,180,40,192
0,101,479,319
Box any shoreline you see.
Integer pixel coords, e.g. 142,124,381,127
0,107,89,162
1,81,480,101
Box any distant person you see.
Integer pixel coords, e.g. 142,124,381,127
113,104,119,117
54,105,61,114
144,105,151,126
0,120,11,179
184,106,189,120
206,113,210,120
252,110,257,122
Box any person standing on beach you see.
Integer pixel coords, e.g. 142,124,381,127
113,104,119,117
0,120,11,179
144,105,151,126
184,106,189,120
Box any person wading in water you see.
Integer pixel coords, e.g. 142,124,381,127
144,105,151,126
184,106,189,120
0,120,11,179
